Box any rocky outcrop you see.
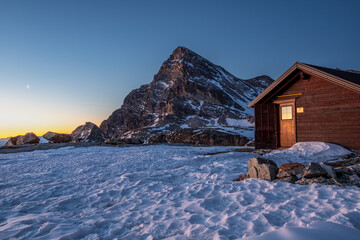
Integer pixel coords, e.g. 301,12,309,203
5,132,40,146
43,131,72,143
100,46,273,141
247,157,279,180
146,128,250,146
71,122,107,143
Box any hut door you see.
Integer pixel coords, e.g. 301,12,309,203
255,103,279,149
278,100,296,147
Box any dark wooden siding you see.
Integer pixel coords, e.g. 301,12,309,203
274,75,360,150
255,104,279,149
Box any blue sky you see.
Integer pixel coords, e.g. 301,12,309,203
0,0,359,137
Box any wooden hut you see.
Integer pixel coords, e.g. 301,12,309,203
248,62,360,150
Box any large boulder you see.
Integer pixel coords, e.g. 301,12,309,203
247,157,279,181
43,131,72,143
5,132,40,146
71,122,107,143
277,163,305,178
302,162,328,179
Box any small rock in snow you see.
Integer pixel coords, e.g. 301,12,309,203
247,157,279,181
277,163,305,178
302,163,328,179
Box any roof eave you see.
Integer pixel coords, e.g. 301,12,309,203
248,62,360,108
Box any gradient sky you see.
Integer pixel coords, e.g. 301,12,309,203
1,0,360,138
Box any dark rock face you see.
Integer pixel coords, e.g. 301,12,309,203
71,122,107,143
43,131,72,143
146,128,249,146
100,46,273,140
5,132,40,146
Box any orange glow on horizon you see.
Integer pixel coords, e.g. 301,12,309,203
0,93,107,139
0,121,103,139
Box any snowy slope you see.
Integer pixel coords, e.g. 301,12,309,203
0,145,359,239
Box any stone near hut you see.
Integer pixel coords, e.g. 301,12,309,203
233,173,250,182
247,157,279,181
277,163,305,178
43,131,72,143
302,162,328,179
296,176,341,186
278,175,298,184
320,162,337,179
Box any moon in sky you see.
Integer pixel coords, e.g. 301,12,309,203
26,84,30,89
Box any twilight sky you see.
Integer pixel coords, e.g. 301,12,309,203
0,0,359,138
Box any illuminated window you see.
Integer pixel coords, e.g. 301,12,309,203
281,106,292,120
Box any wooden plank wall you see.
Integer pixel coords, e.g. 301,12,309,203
276,75,360,150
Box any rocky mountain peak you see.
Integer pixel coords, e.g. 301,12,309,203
100,47,274,140
169,46,202,62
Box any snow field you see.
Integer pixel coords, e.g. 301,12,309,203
0,145,359,239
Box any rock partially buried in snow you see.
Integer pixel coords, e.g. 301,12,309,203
43,131,72,143
233,173,250,181
247,157,279,181
320,162,337,179
277,163,305,178
302,163,328,179
296,176,341,186
278,175,298,183
5,132,40,146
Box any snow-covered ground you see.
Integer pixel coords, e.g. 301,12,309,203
0,145,359,239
